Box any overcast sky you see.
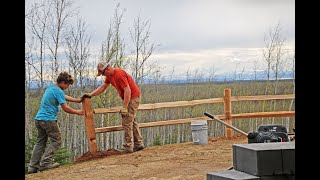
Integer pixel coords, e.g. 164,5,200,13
60,0,295,78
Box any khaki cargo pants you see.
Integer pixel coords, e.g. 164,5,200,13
29,120,62,169
122,97,144,151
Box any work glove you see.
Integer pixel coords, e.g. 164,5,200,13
81,93,92,101
120,106,129,116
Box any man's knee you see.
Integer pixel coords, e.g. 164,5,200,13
122,116,134,125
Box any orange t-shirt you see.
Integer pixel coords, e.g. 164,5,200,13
104,68,140,100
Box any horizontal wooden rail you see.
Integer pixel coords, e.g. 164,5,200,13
94,98,224,114
231,94,294,101
232,111,295,118
93,94,294,114
94,111,295,133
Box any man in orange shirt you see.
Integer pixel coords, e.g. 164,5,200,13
83,61,144,153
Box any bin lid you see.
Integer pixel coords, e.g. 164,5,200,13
191,120,207,126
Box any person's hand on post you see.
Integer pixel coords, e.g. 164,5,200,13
120,106,129,116
81,93,92,102
76,98,82,103
76,110,84,116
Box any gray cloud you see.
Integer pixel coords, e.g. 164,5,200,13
76,0,294,51
29,0,294,77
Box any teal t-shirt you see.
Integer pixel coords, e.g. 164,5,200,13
34,84,66,121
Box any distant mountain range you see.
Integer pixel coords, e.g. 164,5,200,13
26,71,294,90
143,71,294,84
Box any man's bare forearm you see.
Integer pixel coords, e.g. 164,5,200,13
90,83,109,96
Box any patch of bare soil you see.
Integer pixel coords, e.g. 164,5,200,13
25,135,248,180
74,149,123,163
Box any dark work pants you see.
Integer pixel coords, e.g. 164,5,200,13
28,120,62,169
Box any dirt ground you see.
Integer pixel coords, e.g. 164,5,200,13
25,135,248,180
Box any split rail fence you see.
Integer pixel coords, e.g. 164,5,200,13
82,88,295,153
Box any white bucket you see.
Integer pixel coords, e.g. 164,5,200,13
191,120,208,145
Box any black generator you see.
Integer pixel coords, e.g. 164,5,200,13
247,124,289,143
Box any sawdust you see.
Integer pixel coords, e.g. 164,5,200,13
74,149,122,163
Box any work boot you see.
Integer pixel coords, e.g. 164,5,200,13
115,148,133,154
133,145,145,152
27,167,38,174
39,162,60,172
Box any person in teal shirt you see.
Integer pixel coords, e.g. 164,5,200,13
27,72,84,174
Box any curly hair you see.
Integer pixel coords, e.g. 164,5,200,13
56,72,74,85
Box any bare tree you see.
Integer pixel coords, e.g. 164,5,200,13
111,4,126,68
100,3,126,68
208,65,217,83
263,22,290,94
100,27,115,64
168,66,175,83
151,66,162,85
262,22,288,93
129,13,160,85
262,22,291,123
238,67,246,81
25,41,34,91
191,68,204,100
25,37,35,144
25,0,52,91
65,16,91,90
271,28,289,85
45,0,77,79
183,67,191,97
286,51,295,131
252,59,259,81
233,61,241,81
263,24,277,81
185,67,191,84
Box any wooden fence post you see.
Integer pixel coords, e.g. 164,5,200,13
82,98,97,153
224,88,232,138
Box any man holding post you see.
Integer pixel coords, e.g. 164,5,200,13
82,62,144,153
